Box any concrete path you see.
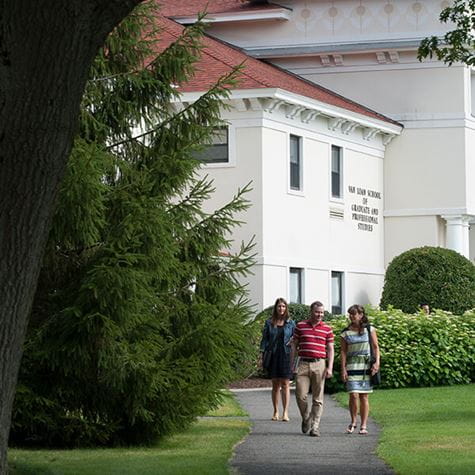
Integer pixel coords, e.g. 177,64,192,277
230,388,393,475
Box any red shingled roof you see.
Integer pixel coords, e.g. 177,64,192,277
157,0,283,17
154,16,398,125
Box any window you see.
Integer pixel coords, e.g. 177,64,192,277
331,271,343,315
289,267,303,303
471,71,475,116
290,134,302,191
195,127,229,163
331,145,342,198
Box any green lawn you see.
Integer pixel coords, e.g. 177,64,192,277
9,391,249,475
336,384,475,474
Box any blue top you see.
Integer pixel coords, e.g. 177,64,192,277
260,318,296,356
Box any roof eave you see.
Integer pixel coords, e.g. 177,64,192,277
171,9,291,25
175,88,403,138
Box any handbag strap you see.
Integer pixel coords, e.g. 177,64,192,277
366,324,373,360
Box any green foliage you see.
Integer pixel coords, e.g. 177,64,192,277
11,2,255,448
418,1,475,66
380,246,475,314
327,307,475,393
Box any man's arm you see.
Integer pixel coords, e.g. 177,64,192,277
325,342,334,379
290,326,299,373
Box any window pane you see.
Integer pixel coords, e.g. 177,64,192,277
331,271,342,314
194,127,229,163
290,267,302,304
331,145,341,198
290,135,301,190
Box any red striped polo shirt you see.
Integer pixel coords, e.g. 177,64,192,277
294,320,334,359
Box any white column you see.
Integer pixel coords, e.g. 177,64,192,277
442,215,471,258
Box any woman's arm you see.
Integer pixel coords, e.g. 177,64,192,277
259,320,269,353
258,320,270,368
340,336,348,382
370,328,380,375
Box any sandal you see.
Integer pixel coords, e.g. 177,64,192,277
346,424,357,434
271,414,279,421
359,426,368,435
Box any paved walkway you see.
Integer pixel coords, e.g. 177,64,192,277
229,388,393,475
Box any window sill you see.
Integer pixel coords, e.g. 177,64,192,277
287,189,305,197
200,161,235,169
329,197,344,205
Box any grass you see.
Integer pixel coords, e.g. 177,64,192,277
335,384,475,474
206,390,247,417
9,391,249,475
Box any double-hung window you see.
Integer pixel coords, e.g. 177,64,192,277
290,134,302,191
331,145,342,199
331,271,343,315
289,267,303,304
195,126,229,164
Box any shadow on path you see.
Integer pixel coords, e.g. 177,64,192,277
230,389,394,474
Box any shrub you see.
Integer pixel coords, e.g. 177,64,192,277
380,246,475,314
326,307,475,393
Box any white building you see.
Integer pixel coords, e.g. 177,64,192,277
158,0,475,312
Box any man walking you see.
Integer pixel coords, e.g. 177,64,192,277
292,301,334,437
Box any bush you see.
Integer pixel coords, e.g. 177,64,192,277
325,307,475,393
380,246,475,314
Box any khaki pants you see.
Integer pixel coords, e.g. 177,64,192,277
295,359,326,430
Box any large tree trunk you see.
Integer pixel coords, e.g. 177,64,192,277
0,1,142,472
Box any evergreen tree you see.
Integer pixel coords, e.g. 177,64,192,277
10,2,255,447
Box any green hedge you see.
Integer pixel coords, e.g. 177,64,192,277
242,304,475,390
380,246,475,314
325,307,475,393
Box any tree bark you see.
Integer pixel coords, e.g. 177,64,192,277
0,1,142,472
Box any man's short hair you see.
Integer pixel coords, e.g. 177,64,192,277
310,301,324,311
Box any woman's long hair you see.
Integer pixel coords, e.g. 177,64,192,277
347,304,369,334
271,297,290,325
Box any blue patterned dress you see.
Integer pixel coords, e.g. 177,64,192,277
341,326,375,393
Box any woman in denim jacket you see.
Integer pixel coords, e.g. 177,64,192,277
259,298,296,421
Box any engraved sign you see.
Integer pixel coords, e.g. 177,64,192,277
348,185,382,232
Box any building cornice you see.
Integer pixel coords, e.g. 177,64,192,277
244,39,425,59
171,9,291,25
176,88,402,144
384,208,473,218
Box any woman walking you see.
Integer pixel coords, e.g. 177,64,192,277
259,298,295,421
340,304,380,434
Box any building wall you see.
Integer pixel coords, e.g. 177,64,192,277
206,0,450,49
197,102,389,311
267,41,473,265
196,121,265,308
258,110,386,310
385,215,444,265
385,127,467,212
299,64,465,120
